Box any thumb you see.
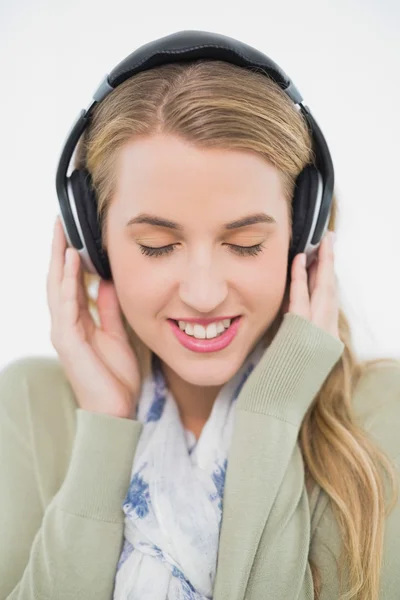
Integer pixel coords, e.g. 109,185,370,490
97,279,128,340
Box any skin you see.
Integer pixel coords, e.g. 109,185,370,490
105,133,339,438
103,133,290,436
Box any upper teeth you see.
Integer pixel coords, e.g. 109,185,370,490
178,318,232,339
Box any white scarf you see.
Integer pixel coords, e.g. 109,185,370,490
112,338,266,600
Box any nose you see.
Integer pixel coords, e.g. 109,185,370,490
178,261,229,314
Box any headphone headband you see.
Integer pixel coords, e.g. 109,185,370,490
106,30,302,101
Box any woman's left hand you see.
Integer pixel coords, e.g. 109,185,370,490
283,231,340,341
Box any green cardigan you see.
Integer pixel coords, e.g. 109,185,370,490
0,313,399,599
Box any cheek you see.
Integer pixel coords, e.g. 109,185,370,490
110,250,164,319
238,248,288,303
117,273,161,310
246,269,287,311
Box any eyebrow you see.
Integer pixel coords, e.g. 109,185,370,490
126,212,276,230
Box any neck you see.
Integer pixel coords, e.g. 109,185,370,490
160,361,222,440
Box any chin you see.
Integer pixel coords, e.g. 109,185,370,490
166,351,246,387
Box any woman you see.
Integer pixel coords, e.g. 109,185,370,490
0,31,399,600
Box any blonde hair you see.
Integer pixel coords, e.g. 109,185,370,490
73,59,399,599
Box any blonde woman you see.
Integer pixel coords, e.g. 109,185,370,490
0,31,399,600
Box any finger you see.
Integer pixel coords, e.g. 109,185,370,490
47,216,67,314
314,232,336,296
309,232,340,335
307,256,319,296
60,248,81,329
288,253,311,319
51,217,67,282
75,249,90,311
97,279,128,340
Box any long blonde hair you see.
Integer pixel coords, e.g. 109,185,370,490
73,59,399,599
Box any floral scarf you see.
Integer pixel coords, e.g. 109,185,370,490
113,338,266,599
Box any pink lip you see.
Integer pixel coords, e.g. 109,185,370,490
168,316,242,353
170,316,239,326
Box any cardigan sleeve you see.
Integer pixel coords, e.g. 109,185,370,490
213,312,345,600
0,359,143,600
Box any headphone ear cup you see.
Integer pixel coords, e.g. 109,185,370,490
288,164,321,270
69,168,112,280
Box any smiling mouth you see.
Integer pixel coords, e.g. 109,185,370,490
168,316,241,325
168,316,241,337
167,316,243,351
169,316,241,326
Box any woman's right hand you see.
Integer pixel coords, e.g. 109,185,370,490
46,216,142,419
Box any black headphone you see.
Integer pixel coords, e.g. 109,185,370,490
55,30,334,281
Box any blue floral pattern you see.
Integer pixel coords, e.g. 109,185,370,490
146,354,167,422
116,539,134,570
171,566,198,599
124,464,150,518
211,459,228,512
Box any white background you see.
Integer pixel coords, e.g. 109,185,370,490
0,0,399,370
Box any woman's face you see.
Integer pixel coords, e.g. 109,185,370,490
106,133,291,386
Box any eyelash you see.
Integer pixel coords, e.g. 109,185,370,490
138,243,265,258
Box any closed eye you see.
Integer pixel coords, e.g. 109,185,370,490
138,242,265,258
